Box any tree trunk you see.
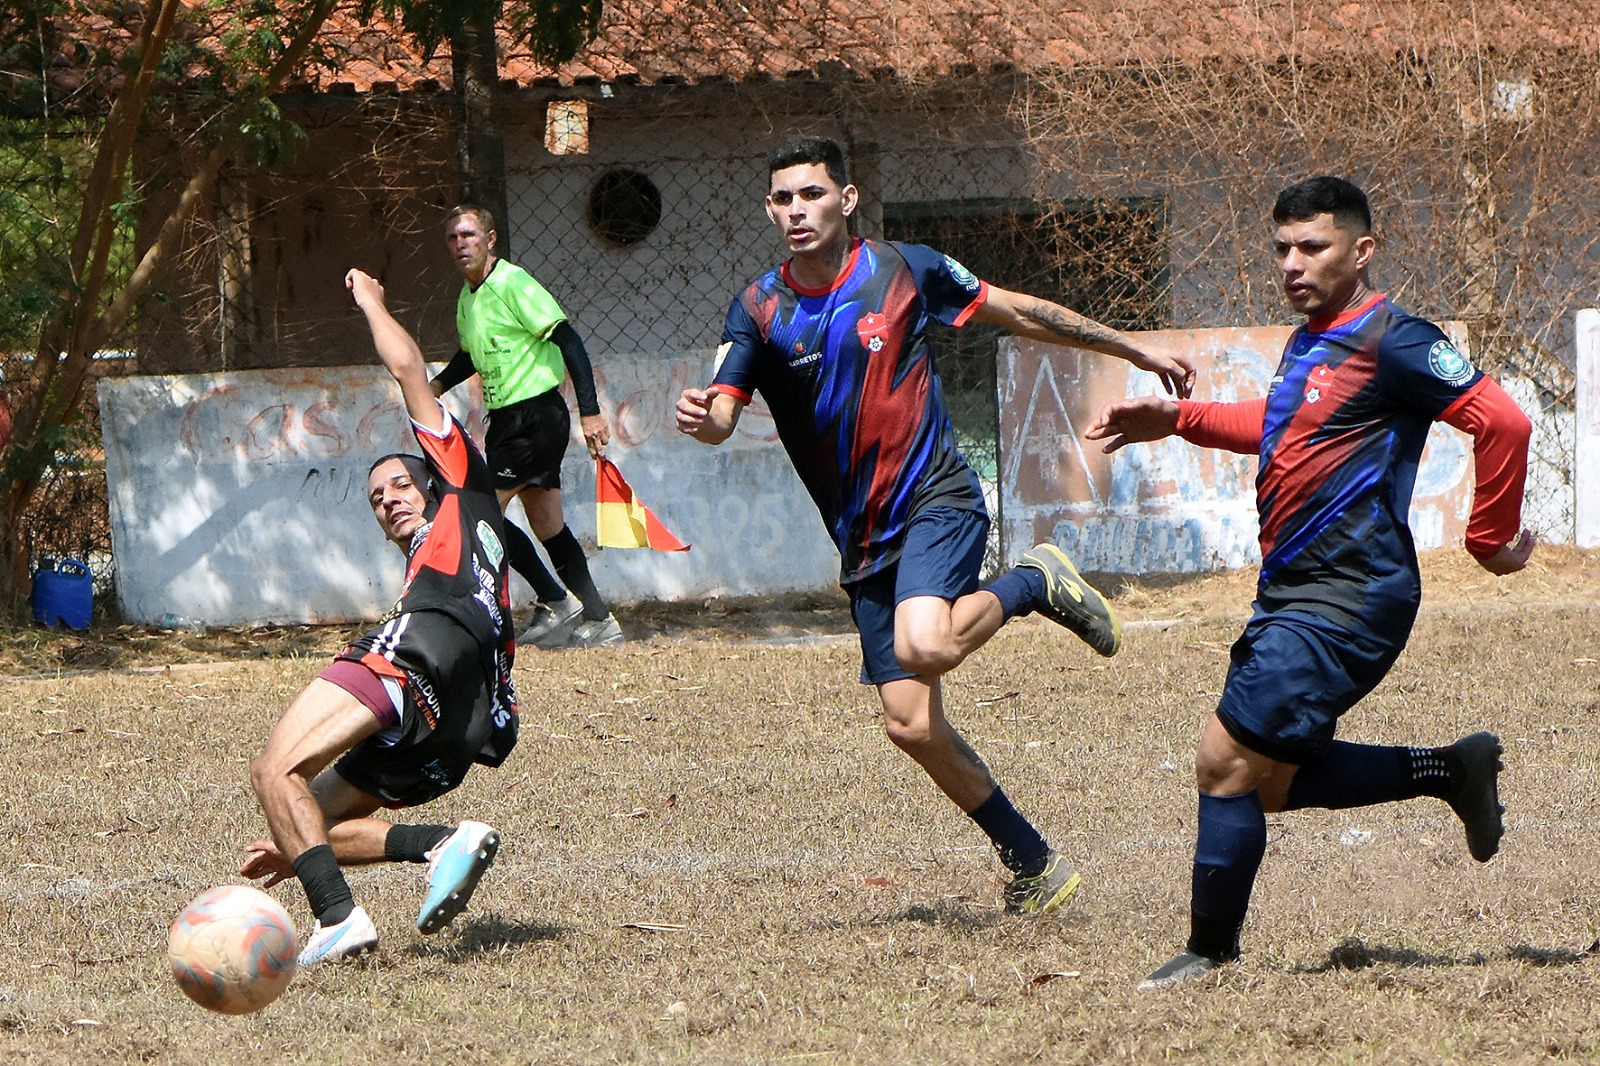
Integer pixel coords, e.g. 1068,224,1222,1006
451,3,512,259
0,0,337,604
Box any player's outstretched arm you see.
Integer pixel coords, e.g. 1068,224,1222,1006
1085,395,1181,453
676,385,745,445
972,286,1196,398
346,268,444,434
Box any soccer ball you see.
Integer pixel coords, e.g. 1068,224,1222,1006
168,885,298,1014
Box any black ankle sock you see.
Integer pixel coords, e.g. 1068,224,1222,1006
384,824,452,863
292,843,355,925
543,525,607,620
1403,745,1452,799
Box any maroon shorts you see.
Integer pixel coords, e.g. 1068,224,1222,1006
320,659,401,728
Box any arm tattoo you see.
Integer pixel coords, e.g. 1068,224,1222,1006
1022,300,1122,349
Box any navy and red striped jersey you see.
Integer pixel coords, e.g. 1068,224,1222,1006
1230,293,1523,633
714,238,986,584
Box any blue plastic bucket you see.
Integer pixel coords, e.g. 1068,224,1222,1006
32,558,93,630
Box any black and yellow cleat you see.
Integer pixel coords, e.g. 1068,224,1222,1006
1003,849,1082,916
1016,543,1122,656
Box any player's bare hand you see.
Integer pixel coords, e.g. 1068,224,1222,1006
580,413,610,458
345,268,386,309
239,839,294,889
1475,527,1536,576
1127,347,1197,399
1086,396,1181,453
676,386,719,436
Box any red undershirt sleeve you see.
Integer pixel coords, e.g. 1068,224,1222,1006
1174,398,1266,454
1438,377,1532,559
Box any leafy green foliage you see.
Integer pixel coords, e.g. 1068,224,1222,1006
357,0,604,63
0,120,96,353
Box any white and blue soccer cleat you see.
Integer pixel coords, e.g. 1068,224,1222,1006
417,821,501,934
298,905,379,966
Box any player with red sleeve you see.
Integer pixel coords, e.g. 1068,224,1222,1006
1088,176,1534,989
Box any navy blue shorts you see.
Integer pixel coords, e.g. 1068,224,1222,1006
485,389,570,492
847,506,988,685
1215,608,1403,764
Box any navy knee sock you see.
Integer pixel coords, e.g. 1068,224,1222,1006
1188,791,1265,961
542,526,608,620
968,787,1050,875
503,522,566,603
1282,741,1450,811
985,567,1045,622
292,843,355,926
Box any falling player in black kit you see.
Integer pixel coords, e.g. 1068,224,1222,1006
241,268,519,965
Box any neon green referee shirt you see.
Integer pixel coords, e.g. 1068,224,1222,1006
455,260,568,410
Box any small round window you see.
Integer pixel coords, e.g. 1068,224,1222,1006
588,169,662,246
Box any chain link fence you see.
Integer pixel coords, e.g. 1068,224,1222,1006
7,34,1596,599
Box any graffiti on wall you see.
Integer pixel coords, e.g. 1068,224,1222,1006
998,324,1476,574
99,355,834,625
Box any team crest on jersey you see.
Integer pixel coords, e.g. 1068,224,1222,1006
476,520,504,569
943,256,980,292
1428,340,1474,385
857,311,888,353
1303,363,1336,404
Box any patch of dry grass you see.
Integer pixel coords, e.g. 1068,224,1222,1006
1,549,1598,1063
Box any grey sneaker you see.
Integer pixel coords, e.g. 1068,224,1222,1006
1016,543,1121,656
1002,849,1081,915
567,614,624,648
519,595,583,648
1138,950,1227,991
1442,732,1506,862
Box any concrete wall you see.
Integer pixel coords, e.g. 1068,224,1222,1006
100,315,1583,625
1578,308,1600,548
98,353,839,626
996,323,1489,574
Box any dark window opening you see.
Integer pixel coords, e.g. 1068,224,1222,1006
588,169,662,246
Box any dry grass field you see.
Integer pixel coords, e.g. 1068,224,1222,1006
2,547,1598,1064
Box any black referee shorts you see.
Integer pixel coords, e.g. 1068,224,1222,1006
484,389,571,492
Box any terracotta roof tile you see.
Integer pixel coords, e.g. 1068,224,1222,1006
20,1,1597,100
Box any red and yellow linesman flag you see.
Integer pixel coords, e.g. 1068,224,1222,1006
595,457,690,551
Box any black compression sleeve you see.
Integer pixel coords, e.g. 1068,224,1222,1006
552,320,601,417
430,348,476,394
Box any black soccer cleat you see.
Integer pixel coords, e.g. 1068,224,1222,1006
1442,732,1506,863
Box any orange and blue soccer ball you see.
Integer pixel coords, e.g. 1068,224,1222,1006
168,885,298,1014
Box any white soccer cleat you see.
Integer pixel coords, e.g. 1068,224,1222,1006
298,906,378,966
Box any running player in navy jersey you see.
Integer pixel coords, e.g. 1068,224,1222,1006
241,269,519,966
677,135,1196,915
1088,176,1535,988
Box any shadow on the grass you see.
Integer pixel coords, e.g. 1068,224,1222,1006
866,900,1002,933
1506,943,1592,967
407,913,567,960
1297,936,1486,973
1297,936,1594,973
